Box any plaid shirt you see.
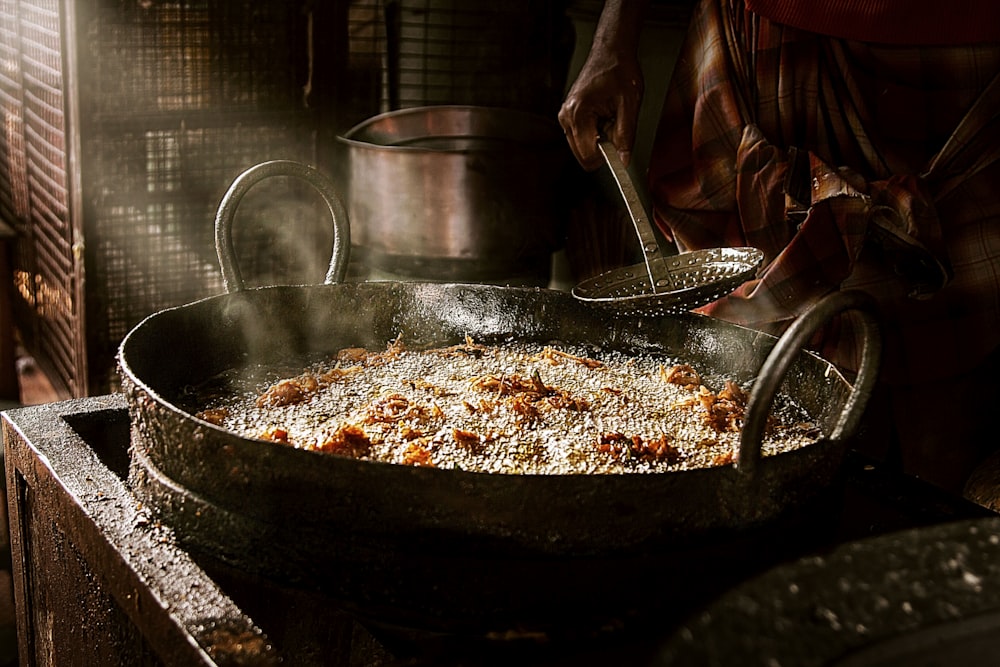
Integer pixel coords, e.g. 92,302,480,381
647,0,1000,386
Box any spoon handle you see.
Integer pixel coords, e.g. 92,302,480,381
598,140,673,292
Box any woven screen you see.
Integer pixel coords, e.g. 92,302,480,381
1,0,344,396
1,0,572,396
385,0,571,115
0,0,82,396
80,1,342,392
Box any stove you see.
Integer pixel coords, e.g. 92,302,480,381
1,395,993,666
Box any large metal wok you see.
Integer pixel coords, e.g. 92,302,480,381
119,161,881,635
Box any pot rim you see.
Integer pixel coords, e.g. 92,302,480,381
336,104,564,154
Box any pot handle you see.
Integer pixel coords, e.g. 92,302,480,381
214,160,352,293
737,289,882,476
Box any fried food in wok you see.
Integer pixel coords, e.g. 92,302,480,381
192,337,820,474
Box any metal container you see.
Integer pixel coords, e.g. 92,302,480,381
337,105,569,284
113,160,882,635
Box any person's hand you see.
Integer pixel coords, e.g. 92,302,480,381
558,48,644,171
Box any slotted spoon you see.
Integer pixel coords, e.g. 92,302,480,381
572,140,763,316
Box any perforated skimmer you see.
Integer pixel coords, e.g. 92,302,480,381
572,140,763,316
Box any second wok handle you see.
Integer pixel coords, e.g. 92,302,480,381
738,289,882,476
215,160,352,294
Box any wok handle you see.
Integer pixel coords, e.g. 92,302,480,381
737,289,882,476
214,160,352,293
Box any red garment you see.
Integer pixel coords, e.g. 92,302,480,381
746,0,1000,44
648,0,1000,388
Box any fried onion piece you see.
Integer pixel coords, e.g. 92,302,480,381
471,372,548,398
320,365,363,383
403,378,452,397
453,428,480,446
439,335,488,358
712,450,735,466
509,394,542,423
364,393,417,424
533,346,604,368
260,426,290,444
196,407,229,426
674,382,749,433
470,371,566,402
596,432,680,463
378,335,406,363
256,372,320,408
398,424,426,441
452,427,496,453
402,442,435,467
633,434,681,464
661,364,701,389
316,424,371,458
718,380,748,407
544,393,590,411
470,370,589,422
336,347,369,364
696,386,742,433
335,336,407,368
596,432,631,458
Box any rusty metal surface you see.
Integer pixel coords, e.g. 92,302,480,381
2,396,280,666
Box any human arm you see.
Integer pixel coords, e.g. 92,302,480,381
558,0,650,170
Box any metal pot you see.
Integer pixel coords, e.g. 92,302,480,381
336,105,570,284
119,161,881,633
